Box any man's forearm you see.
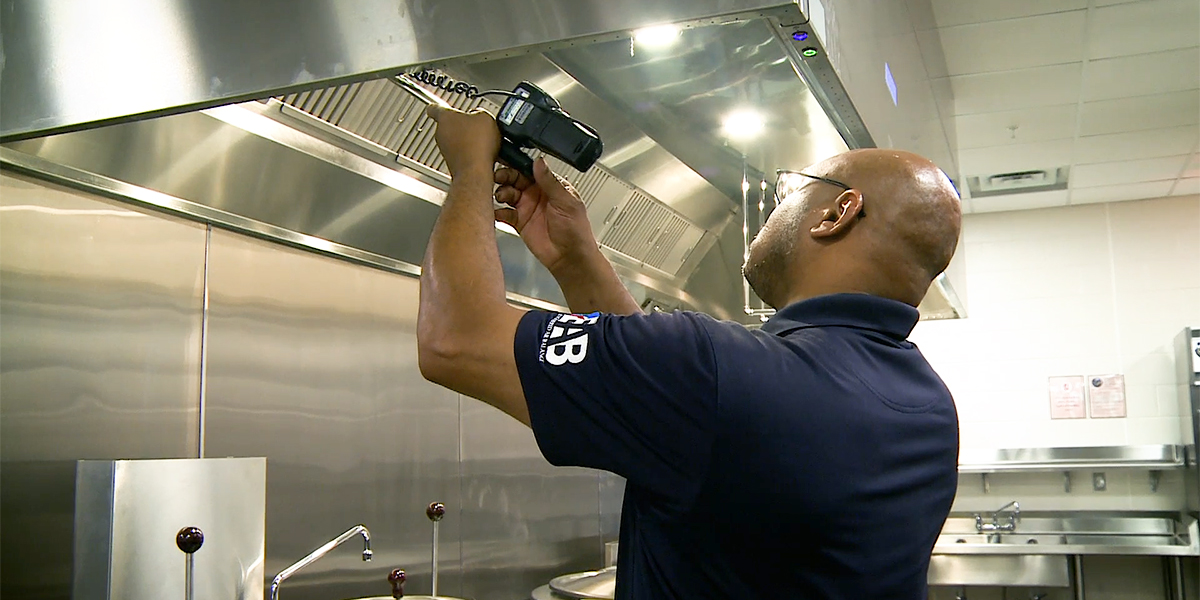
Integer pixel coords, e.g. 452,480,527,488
419,167,510,341
551,248,642,316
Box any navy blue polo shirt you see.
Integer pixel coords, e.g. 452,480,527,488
514,293,959,599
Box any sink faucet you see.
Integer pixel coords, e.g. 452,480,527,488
269,525,372,600
975,500,1020,536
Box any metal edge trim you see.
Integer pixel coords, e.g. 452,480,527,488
277,101,398,159
201,103,449,207
0,147,568,312
957,445,1187,473
769,23,875,150
197,225,211,459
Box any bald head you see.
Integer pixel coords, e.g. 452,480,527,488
743,148,961,308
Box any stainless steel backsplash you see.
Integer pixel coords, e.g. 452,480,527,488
0,171,610,600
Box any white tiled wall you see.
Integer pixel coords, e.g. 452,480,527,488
911,194,1200,451
915,196,1199,596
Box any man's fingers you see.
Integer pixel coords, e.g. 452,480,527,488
494,166,534,190
494,186,522,207
494,208,518,228
424,104,446,122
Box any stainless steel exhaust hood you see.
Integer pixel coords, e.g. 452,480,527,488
0,0,966,322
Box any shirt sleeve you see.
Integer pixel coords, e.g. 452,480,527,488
514,309,719,510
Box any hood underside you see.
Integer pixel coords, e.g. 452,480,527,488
2,12,964,321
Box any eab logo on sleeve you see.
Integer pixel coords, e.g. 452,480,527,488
539,313,599,365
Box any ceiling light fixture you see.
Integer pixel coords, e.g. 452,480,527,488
721,109,765,140
633,24,681,48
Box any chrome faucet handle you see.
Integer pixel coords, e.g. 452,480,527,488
426,502,446,522
176,527,204,600
176,527,205,554
388,569,406,599
426,502,445,596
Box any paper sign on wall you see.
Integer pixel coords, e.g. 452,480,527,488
1048,376,1086,419
1087,374,1126,419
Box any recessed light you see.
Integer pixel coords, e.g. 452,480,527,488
801,47,819,57
633,24,681,49
722,109,765,140
792,31,809,41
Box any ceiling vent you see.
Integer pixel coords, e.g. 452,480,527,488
966,167,1069,198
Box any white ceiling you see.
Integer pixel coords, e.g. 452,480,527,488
918,0,1200,213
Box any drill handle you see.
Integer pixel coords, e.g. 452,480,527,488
498,141,535,180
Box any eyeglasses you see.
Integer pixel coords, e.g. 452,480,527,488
774,169,852,206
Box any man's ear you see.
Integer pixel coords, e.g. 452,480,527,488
810,190,864,238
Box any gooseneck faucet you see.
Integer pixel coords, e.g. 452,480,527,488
974,500,1020,535
269,524,372,600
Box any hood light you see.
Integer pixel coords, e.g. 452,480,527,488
633,24,681,48
721,109,765,140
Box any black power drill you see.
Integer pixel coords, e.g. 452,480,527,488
494,81,604,179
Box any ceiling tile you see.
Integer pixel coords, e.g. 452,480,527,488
955,105,1077,149
938,11,1087,76
1070,180,1175,204
949,64,1083,115
1071,155,1189,188
970,190,1070,213
1095,0,1142,5
959,139,1074,175
1082,47,1200,101
1171,177,1200,196
1078,90,1200,135
1074,126,1200,163
1182,153,1200,179
1089,0,1200,60
929,0,1087,28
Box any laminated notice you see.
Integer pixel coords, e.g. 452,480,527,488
1048,376,1086,419
1087,374,1126,419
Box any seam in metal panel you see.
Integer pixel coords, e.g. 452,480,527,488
197,224,211,459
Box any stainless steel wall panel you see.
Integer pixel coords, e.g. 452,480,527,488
459,399,604,599
0,172,207,599
201,230,463,600
0,173,207,459
598,473,627,548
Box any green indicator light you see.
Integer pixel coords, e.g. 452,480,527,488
801,47,819,58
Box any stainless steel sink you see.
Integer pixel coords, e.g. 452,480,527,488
927,555,1070,587
932,514,1200,556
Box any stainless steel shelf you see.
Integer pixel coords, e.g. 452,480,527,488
958,445,1185,474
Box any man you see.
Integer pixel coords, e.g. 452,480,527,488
417,105,961,599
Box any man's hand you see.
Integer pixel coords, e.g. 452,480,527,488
494,159,599,275
425,105,500,177
495,160,642,316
